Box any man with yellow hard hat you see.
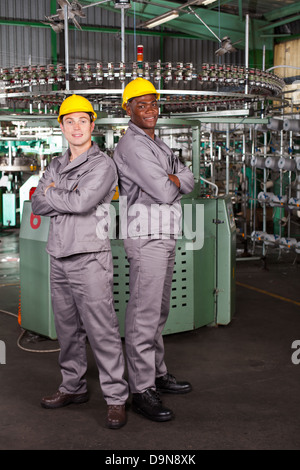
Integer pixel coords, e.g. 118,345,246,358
31,95,128,429
114,78,195,422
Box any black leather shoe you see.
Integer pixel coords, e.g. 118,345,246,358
41,390,89,409
155,373,192,394
132,389,173,422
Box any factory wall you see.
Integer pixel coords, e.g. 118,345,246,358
0,0,245,71
274,38,300,114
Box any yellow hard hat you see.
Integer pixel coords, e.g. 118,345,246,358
57,95,97,123
122,78,160,110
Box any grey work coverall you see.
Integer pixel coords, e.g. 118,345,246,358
113,121,195,394
31,143,128,405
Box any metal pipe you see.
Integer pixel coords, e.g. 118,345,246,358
250,127,256,242
297,174,300,218
262,131,267,256
225,125,230,195
242,130,247,246
288,130,293,237
121,7,125,63
187,6,221,42
245,13,249,95
120,6,126,90
29,55,33,114
64,4,70,91
280,130,284,199
8,141,12,167
210,129,214,183
200,176,218,196
266,65,300,72
192,125,200,182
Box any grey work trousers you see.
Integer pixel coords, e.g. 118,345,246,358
50,251,128,405
123,237,176,393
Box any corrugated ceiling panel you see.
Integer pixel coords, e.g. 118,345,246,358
0,25,52,67
0,0,50,20
163,36,245,66
0,1,250,71
0,0,51,67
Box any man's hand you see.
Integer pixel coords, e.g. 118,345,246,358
45,182,55,195
168,174,180,188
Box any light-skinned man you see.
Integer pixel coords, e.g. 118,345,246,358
31,94,128,429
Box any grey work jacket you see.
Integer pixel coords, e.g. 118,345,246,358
113,121,195,238
31,143,117,258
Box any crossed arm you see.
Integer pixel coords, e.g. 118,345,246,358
117,138,194,204
32,160,117,216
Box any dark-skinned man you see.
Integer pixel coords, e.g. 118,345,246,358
113,78,195,422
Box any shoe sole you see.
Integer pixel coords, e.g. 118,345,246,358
41,395,89,409
132,404,173,422
156,387,192,394
106,420,127,430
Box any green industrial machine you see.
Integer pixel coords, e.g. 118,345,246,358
19,191,236,340
19,201,56,339
111,237,196,337
111,191,236,336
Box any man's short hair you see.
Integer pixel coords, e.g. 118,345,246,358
60,112,94,124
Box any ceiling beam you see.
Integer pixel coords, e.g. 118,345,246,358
124,3,272,49
75,0,275,50
0,18,200,40
0,0,275,54
264,3,300,22
205,0,235,9
260,14,300,31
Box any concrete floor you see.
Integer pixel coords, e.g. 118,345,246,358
0,228,300,450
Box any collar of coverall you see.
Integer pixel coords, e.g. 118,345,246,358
128,120,159,140
58,142,99,174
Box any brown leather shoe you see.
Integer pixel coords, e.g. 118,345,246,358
106,404,127,429
41,390,89,409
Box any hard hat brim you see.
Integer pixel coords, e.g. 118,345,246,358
122,92,160,110
57,94,97,122
57,110,97,123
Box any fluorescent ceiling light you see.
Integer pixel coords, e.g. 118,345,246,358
202,0,217,5
143,10,179,29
